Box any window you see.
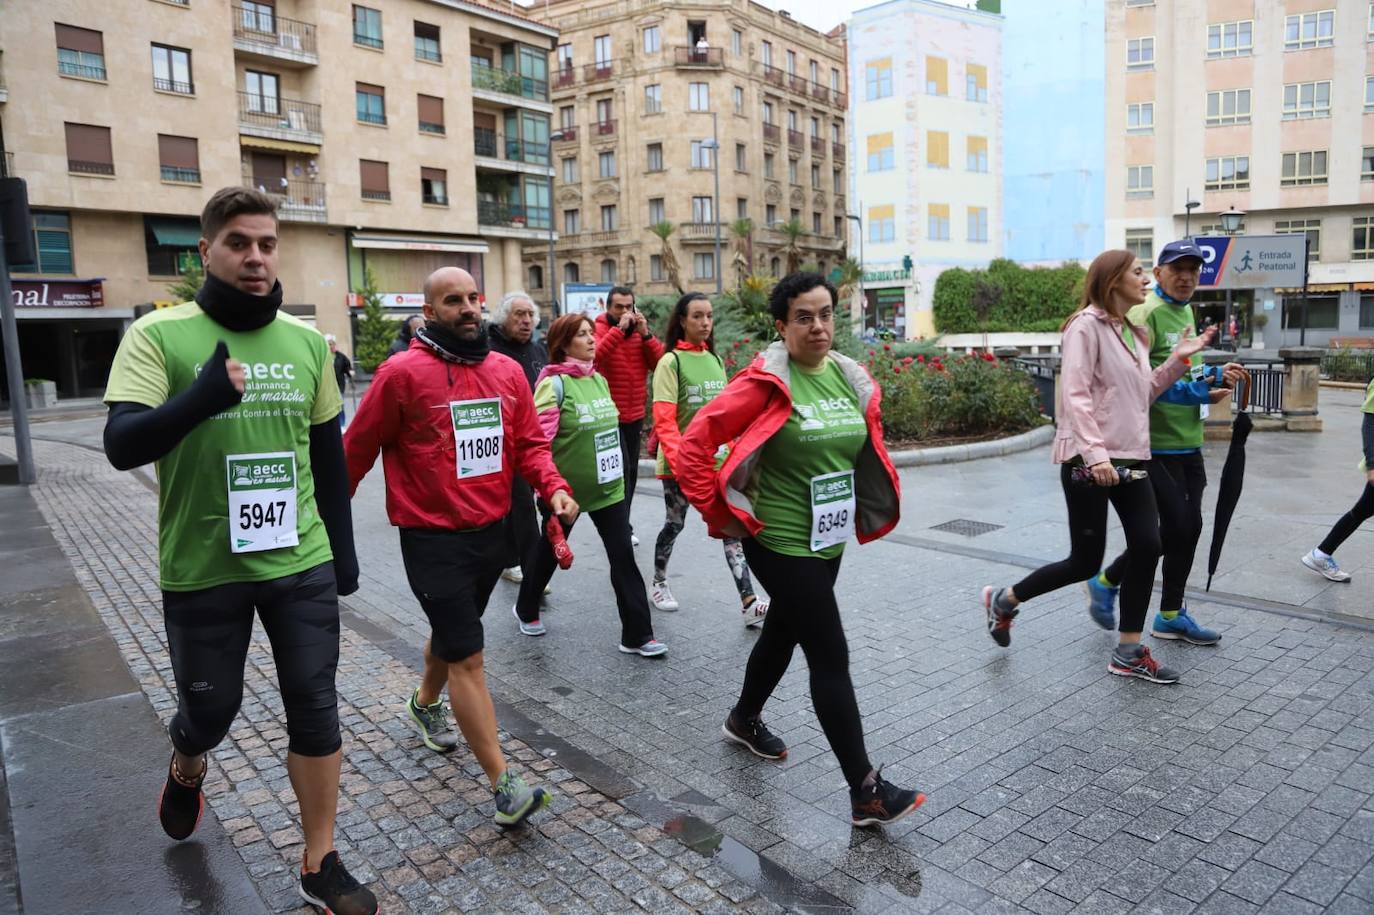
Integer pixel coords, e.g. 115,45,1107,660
967,207,988,243
244,70,279,115
643,25,660,54
1125,228,1153,268
762,40,772,67
693,252,716,279
1367,76,1374,112
733,85,745,114
417,94,444,134
648,198,665,225
690,141,714,169
763,153,775,178
810,163,821,187
925,56,947,95
158,134,199,183
1126,0,1153,5
1275,219,1320,259
646,144,663,172
564,263,580,284
763,101,775,125
1198,221,1246,237
239,1,275,33
766,204,777,225
1281,150,1328,186
55,24,106,80
738,198,749,220
594,34,611,66
353,5,383,48
650,254,665,281
810,116,820,138
1283,294,1338,329
834,216,843,238
926,130,949,168
735,143,747,171
599,150,617,178
1285,11,1334,50
1355,217,1374,261
563,209,580,234
732,29,743,56
556,43,573,77
787,110,798,131
812,212,822,234
770,256,781,275
868,205,895,243
13,212,74,275
1127,37,1154,69
559,105,575,129
421,167,448,205
967,136,988,172
413,21,441,62
151,44,193,94
64,123,114,175
359,159,389,200
866,58,892,100
356,83,386,125
1127,165,1154,197
832,122,842,144
528,265,544,290
833,169,843,193
1207,20,1253,58
1127,102,1154,133
600,205,617,231
1206,89,1250,125
1205,155,1249,191
788,158,799,185
601,259,617,283
562,157,579,183
689,82,710,111
144,216,201,276
966,63,988,102
810,61,819,84
831,68,841,91
645,84,662,114
1364,147,1374,182
692,196,714,223
1283,81,1331,119
928,203,950,241
866,133,894,172
786,50,796,74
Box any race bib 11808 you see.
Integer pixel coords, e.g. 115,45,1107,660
226,452,300,554
451,398,504,479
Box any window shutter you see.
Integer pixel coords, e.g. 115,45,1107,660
359,159,389,193
417,94,444,125
157,135,199,169
64,123,113,166
55,23,103,54
420,166,446,182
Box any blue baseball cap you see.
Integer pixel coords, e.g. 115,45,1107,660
1157,240,1205,266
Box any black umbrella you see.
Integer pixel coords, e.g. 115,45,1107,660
1205,376,1253,591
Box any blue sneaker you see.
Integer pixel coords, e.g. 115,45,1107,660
1151,607,1220,645
1084,575,1118,630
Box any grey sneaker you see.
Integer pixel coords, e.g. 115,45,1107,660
513,604,546,637
407,689,458,753
493,770,549,827
1302,549,1352,582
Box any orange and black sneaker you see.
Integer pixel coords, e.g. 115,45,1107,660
850,769,925,828
158,753,206,841
299,850,378,915
982,586,1018,648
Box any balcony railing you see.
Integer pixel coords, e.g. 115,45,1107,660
555,67,576,89
161,166,201,183
473,129,550,166
810,83,830,103
834,91,848,108
586,230,622,245
833,142,845,160
789,74,809,94
475,127,498,157
237,91,322,139
232,6,318,63
553,126,578,143
247,177,326,222
478,199,550,230
419,119,445,135
674,47,723,68
680,222,725,241
470,59,548,102
58,60,107,81
763,123,780,143
763,64,785,87
583,61,615,83
787,129,804,147
361,188,391,201
68,159,114,175
154,77,194,95
811,135,826,156
593,119,617,137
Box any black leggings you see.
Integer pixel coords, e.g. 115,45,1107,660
1013,464,1162,633
735,539,871,792
503,473,539,569
1104,451,1205,613
516,498,655,647
1319,483,1374,556
163,561,341,758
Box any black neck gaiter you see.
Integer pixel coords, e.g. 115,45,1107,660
196,270,284,332
415,321,491,364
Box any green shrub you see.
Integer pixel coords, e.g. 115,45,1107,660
933,259,1085,333
862,349,1044,441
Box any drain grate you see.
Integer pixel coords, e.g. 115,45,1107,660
929,518,1004,538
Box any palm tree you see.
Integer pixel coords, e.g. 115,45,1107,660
834,257,862,301
650,220,684,294
729,218,753,287
778,217,806,275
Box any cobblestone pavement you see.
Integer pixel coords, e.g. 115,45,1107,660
12,415,1374,914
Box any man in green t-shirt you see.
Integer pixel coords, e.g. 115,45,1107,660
103,187,375,915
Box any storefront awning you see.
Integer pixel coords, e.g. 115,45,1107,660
1274,283,1349,293
238,136,322,155
351,234,489,254
148,218,201,247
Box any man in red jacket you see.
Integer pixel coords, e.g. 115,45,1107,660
345,266,577,828
594,286,665,544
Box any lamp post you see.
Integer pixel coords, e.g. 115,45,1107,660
1220,205,1245,235
547,128,564,315
1183,190,1200,239
845,210,863,330
701,113,722,295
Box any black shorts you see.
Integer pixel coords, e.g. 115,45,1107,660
398,526,504,663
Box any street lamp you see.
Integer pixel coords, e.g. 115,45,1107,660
845,211,863,329
1183,191,1200,238
1220,206,1245,235
700,112,722,295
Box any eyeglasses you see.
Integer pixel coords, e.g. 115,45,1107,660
790,308,834,327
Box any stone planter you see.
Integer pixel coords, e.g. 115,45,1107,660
24,380,56,409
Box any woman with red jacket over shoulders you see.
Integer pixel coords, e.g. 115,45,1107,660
675,271,924,829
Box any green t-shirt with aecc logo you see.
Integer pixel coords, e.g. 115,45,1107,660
651,349,727,477
533,372,625,512
104,302,341,591
749,358,868,559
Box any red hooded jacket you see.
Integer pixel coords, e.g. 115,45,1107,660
593,312,665,423
676,342,901,544
345,337,569,531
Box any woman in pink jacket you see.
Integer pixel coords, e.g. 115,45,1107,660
981,249,1214,684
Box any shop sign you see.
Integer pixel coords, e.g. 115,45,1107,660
863,268,911,284
12,279,105,308
1195,235,1308,290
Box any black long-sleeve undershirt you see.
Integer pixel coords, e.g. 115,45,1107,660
308,419,358,595
1363,412,1374,469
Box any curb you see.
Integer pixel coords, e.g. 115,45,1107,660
1320,380,1367,390
635,422,1054,474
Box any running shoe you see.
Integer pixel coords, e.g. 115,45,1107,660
158,753,206,841
721,710,787,760
299,850,378,915
1108,645,1180,684
631,532,640,547
493,770,549,827
743,598,768,629
512,604,546,637
1084,574,1118,630
1302,549,1352,582
619,639,668,657
1151,607,1220,645
981,586,1017,648
651,581,679,611
407,688,459,753
850,768,926,828
501,566,524,583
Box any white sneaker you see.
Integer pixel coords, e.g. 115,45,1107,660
743,599,768,629
631,532,640,547
1302,549,1352,582
651,581,679,611
501,566,524,584
619,639,667,657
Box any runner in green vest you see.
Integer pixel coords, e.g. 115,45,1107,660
102,188,375,915
650,293,768,626
1302,376,1374,581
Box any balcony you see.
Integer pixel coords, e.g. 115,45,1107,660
470,59,548,104
834,91,848,109
583,61,615,83
811,135,826,156
788,74,809,95
586,230,624,246
245,177,326,223
787,128,804,148
58,60,107,81
68,159,114,176
554,66,577,90
763,64,785,87
593,119,617,138
478,199,550,231
763,123,781,144
674,47,723,68
232,6,318,67
680,222,725,243
553,126,578,144
473,128,552,173
154,77,194,95
238,92,322,145
810,82,830,104
833,142,845,160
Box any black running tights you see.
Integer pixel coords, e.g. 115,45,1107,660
1319,483,1374,556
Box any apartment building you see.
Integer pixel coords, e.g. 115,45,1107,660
526,0,848,303
1106,0,1374,347
0,0,556,399
848,0,1002,340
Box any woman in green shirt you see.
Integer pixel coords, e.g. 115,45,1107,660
512,314,665,657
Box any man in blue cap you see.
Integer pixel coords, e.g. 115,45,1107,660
1087,240,1246,643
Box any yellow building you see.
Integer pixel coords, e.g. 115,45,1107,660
524,0,849,303
1,0,557,397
